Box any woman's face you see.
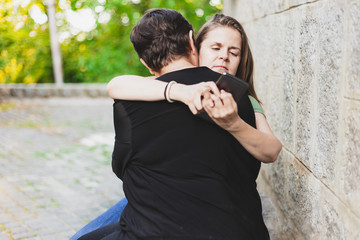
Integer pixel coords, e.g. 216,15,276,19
198,26,241,75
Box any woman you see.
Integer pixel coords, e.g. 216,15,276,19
71,13,281,240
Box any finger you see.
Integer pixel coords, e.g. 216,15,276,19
205,82,220,96
220,91,235,106
211,94,223,107
188,104,198,115
194,95,203,111
202,91,214,107
203,100,215,117
192,87,206,111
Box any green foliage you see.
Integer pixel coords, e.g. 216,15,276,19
1,0,222,84
0,0,53,83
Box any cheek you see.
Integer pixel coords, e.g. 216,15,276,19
229,59,241,74
199,49,214,67
199,57,208,67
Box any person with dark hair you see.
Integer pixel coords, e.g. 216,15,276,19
107,13,281,164
73,9,280,240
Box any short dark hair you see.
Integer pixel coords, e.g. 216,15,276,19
130,9,194,72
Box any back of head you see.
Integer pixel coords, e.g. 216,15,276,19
130,8,194,72
195,14,260,103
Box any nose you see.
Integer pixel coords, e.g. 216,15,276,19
218,49,228,61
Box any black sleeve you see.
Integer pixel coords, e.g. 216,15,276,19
111,101,132,180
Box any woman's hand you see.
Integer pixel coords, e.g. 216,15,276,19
202,91,282,163
170,81,220,115
202,90,242,131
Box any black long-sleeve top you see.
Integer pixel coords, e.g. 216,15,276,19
110,67,269,240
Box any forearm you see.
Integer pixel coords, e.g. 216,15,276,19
227,118,282,163
106,75,167,101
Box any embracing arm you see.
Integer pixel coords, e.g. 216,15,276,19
106,75,220,114
230,113,282,163
203,91,282,163
107,75,165,101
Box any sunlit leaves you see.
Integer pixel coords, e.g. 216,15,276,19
1,0,222,83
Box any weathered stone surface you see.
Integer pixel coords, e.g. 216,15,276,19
260,150,311,239
0,84,107,98
10,88,25,97
258,15,285,139
261,151,289,209
294,5,318,167
322,199,346,239
342,100,360,216
245,17,274,105
288,0,320,8
320,182,360,239
287,158,322,239
314,0,343,184
279,10,298,150
345,0,360,100
225,0,360,238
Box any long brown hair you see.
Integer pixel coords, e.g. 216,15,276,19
195,14,260,103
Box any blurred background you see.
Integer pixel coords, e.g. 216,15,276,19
0,0,222,85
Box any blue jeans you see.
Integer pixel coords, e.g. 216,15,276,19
70,198,128,240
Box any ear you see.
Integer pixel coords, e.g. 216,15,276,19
140,58,155,75
188,30,199,65
188,30,197,55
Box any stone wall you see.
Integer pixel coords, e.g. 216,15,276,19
0,84,107,98
223,0,360,239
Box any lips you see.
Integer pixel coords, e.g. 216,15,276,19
214,66,228,71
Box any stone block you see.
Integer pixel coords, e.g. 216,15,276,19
224,0,253,23
35,87,51,98
278,10,298,150
319,181,360,239
261,15,284,134
0,85,10,97
313,0,344,184
69,85,81,97
288,0,319,8
85,88,100,97
294,5,318,167
246,18,271,102
341,99,360,216
285,158,322,239
262,150,322,238
10,88,25,97
59,87,75,97
263,150,290,210
322,199,346,239
24,86,36,97
238,0,290,21
345,0,360,100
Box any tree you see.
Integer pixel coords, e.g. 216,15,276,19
0,0,53,83
0,0,223,84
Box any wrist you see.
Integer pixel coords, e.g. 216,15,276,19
164,81,176,103
226,116,245,133
169,83,186,103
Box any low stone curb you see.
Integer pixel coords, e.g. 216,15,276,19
0,84,107,98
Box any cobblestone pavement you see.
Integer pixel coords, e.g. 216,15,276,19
0,98,124,239
0,97,278,240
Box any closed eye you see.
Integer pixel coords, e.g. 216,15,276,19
230,49,240,57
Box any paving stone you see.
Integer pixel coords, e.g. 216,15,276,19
0,97,277,239
0,98,122,239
